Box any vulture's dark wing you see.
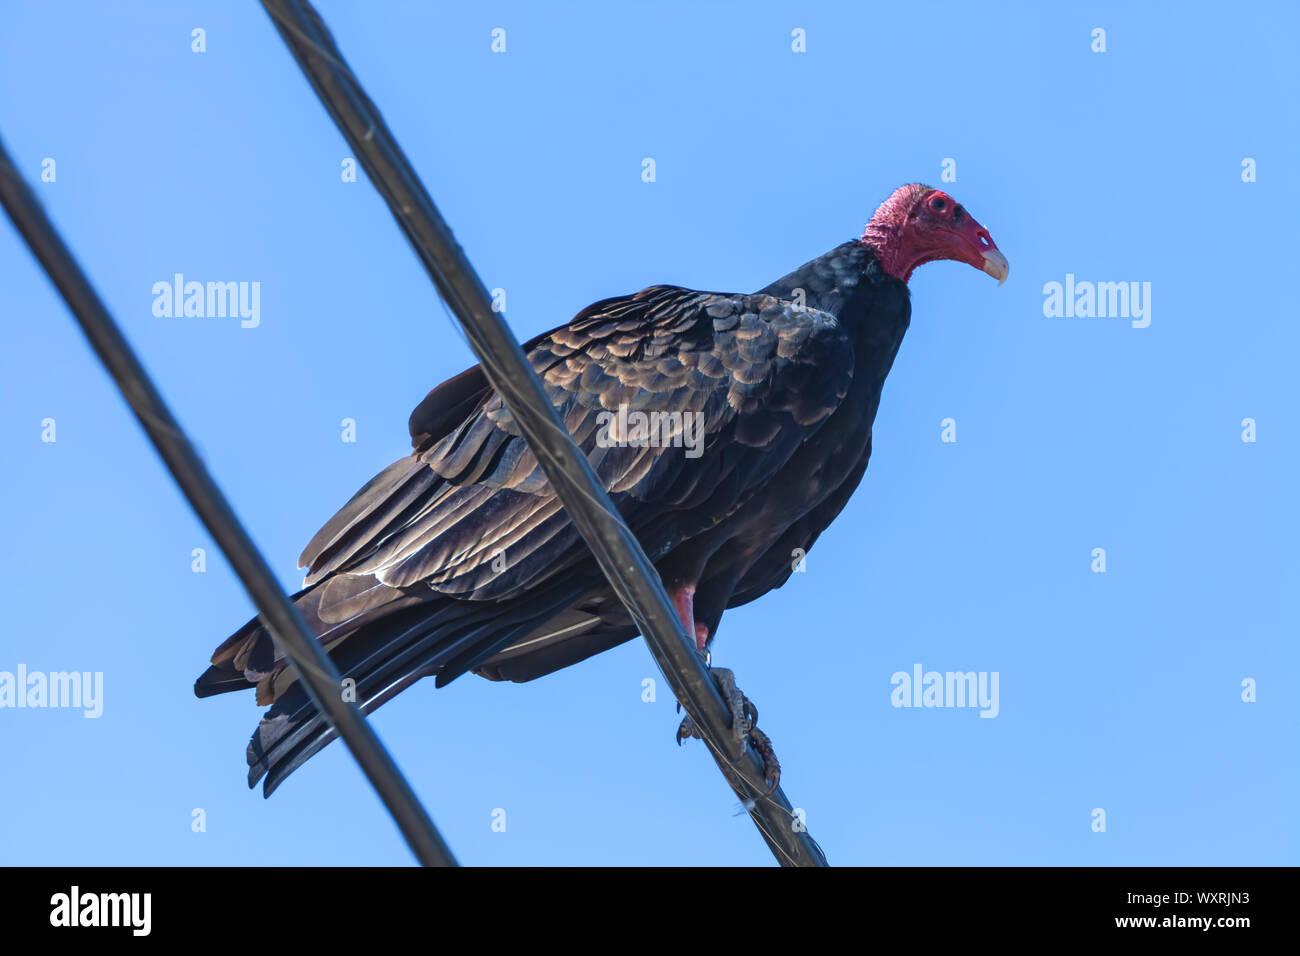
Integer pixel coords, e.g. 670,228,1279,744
298,285,854,609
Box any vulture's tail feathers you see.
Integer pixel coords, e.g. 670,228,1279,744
197,579,588,796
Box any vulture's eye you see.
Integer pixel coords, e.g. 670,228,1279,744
930,196,947,213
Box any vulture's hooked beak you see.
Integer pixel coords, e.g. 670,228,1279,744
952,212,1008,286
981,248,1009,285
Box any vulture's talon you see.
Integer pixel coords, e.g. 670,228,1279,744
675,713,700,745
707,667,752,746
748,725,781,794
674,666,780,792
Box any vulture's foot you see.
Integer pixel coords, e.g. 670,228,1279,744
676,667,781,794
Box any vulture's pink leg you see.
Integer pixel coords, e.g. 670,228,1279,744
670,584,709,651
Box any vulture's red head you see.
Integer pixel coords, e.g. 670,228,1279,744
862,184,1008,285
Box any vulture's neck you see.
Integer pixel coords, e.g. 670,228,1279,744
758,242,913,414
757,240,910,329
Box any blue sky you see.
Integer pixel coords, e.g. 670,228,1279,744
1,1,1295,866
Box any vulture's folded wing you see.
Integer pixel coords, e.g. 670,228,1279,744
298,284,855,601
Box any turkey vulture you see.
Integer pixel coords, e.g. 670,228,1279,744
196,183,1008,795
